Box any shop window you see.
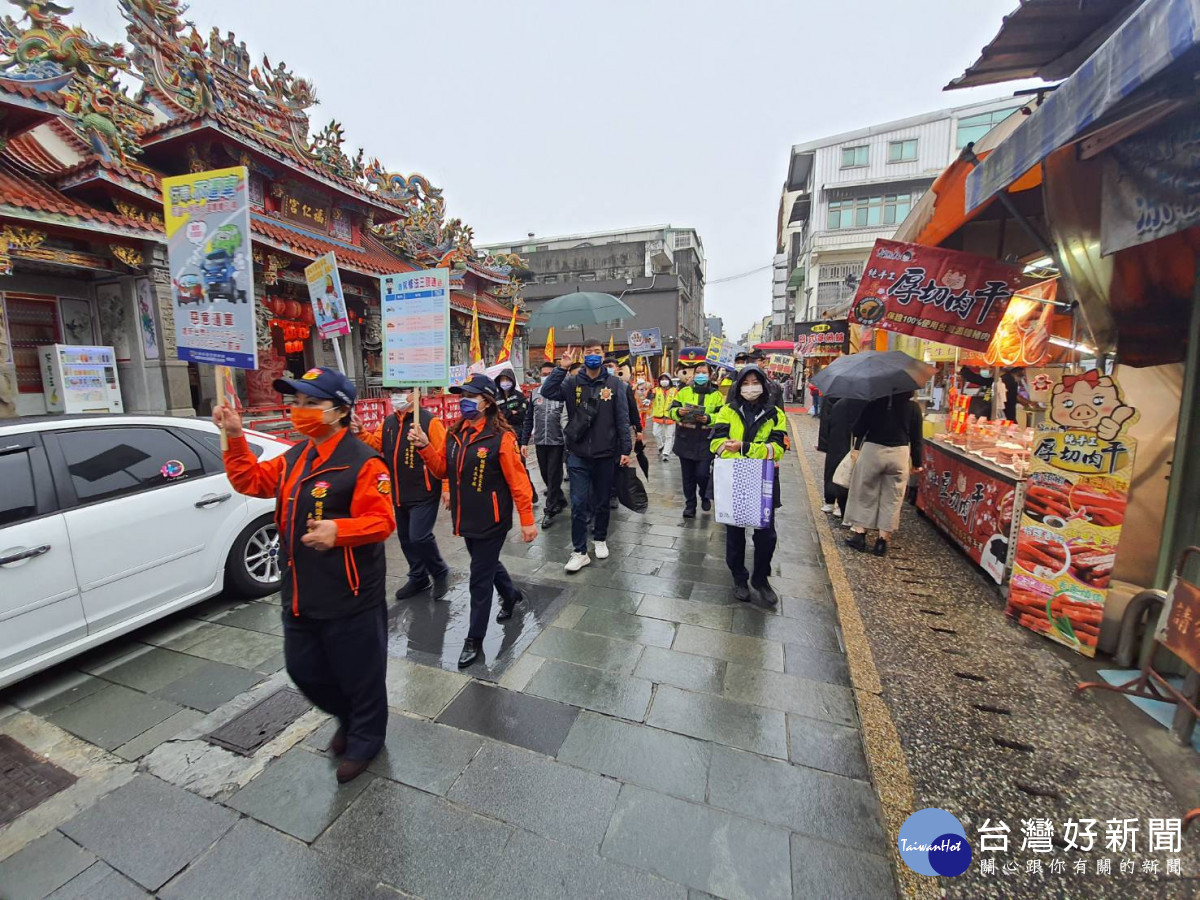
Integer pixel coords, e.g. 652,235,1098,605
0,452,37,527
888,139,918,163
840,145,869,168
4,294,61,394
956,107,1020,148
827,192,918,230
56,427,206,506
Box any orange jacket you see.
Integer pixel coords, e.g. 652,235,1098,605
420,418,535,527
224,428,396,548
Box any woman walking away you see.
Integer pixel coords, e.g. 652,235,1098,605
821,396,867,517
670,362,723,518
650,372,678,462
414,374,537,668
711,366,787,606
215,367,394,783
844,391,923,556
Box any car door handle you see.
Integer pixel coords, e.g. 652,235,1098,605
195,493,233,508
0,545,51,566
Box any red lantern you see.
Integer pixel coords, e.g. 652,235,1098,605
299,305,314,325
270,297,285,315
283,300,299,319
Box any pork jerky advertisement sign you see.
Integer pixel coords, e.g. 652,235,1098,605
794,320,848,357
850,239,1022,353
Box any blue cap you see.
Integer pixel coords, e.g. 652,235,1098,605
273,367,356,407
450,374,498,399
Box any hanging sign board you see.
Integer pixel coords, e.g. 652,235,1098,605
162,166,257,369
850,239,1021,353
794,320,848,357
381,268,450,388
1005,370,1140,657
305,252,350,339
705,336,739,369
765,354,795,375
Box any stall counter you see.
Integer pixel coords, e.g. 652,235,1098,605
917,437,1027,585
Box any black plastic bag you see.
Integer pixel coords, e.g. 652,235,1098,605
617,466,648,513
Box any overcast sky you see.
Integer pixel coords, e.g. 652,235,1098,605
79,0,1027,339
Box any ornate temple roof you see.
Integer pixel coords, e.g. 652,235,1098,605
0,160,159,236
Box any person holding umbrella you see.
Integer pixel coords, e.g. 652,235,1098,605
541,342,632,571
810,351,932,556
410,374,536,667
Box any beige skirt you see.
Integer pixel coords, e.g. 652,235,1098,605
844,442,910,533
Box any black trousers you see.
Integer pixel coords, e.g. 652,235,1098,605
464,534,518,642
725,516,778,587
535,444,566,513
396,498,449,583
824,483,849,514
679,456,711,506
283,602,388,762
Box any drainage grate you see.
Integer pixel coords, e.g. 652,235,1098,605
954,672,988,682
973,704,1012,715
993,736,1036,753
930,626,958,635
917,608,946,616
0,736,77,826
205,689,312,756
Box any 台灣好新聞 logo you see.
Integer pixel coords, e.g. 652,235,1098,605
898,808,972,877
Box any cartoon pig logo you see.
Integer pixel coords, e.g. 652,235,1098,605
1049,370,1135,439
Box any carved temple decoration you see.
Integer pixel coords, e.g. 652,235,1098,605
110,243,143,268
0,224,46,275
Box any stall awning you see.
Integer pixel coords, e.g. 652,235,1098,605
966,0,1200,212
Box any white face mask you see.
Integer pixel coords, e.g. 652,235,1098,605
637,379,646,386
391,393,410,412
499,379,514,391
659,379,670,388
740,384,764,401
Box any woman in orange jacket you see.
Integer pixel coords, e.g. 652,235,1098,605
411,374,537,668
357,389,452,601
214,367,395,784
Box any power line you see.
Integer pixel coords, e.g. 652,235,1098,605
707,263,774,285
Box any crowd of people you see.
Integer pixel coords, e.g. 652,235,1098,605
210,349,797,785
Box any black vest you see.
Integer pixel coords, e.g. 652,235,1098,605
445,424,513,540
380,407,441,506
276,433,387,620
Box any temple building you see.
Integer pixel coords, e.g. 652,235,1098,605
0,0,527,418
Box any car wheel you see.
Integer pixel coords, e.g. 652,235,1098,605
226,515,282,597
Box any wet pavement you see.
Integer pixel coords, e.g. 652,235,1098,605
796,415,1200,900
0,427,896,899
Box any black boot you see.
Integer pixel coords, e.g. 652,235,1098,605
541,512,553,529
682,503,697,519
733,583,751,602
873,538,889,557
845,532,867,552
496,590,524,623
753,581,780,607
432,573,452,600
458,639,481,668
701,497,712,512
395,578,431,600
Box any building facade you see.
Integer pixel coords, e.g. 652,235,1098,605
479,226,706,358
774,98,1024,339
705,315,724,342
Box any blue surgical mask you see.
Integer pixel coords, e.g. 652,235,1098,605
459,398,480,419
584,354,603,370
694,374,709,386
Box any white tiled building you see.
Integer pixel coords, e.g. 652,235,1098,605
774,99,1023,338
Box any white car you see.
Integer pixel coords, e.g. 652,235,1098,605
0,414,289,690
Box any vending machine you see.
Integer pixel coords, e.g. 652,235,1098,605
38,345,124,414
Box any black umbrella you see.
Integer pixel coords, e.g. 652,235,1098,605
811,350,935,400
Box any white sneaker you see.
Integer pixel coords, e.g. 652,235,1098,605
820,504,834,513
565,552,592,573
833,508,843,517
594,541,610,560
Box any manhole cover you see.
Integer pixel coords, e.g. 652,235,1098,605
205,689,312,756
0,736,77,826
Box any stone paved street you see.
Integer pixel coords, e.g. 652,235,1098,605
0,421,896,900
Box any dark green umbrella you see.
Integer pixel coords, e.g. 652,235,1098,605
528,291,636,342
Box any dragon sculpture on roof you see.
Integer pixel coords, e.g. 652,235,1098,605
0,0,129,86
